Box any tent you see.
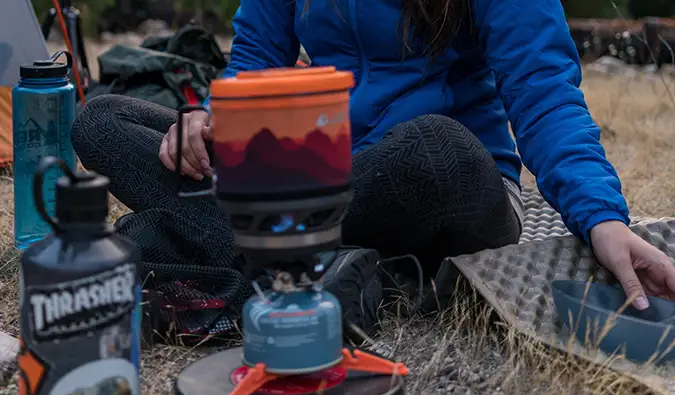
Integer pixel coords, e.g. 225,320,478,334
0,0,51,167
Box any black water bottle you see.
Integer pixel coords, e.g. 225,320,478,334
17,157,141,395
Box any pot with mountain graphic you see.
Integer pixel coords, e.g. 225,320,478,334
209,66,354,198
173,66,356,260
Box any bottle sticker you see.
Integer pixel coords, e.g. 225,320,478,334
25,263,137,342
17,338,49,395
19,263,141,395
49,359,139,395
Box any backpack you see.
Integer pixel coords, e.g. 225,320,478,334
85,24,227,110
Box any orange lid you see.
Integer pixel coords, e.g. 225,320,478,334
210,66,354,98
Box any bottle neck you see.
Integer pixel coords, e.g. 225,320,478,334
19,77,69,87
56,221,114,239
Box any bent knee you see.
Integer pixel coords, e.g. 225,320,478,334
406,114,475,145
399,114,492,161
74,94,126,124
71,95,126,157
393,114,501,188
71,95,126,141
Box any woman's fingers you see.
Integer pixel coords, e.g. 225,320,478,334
187,113,212,173
159,134,175,171
165,122,203,180
181,114,204,174
613,253,650,310
634,240,675,300
160,110,212,181
662,257,675,296
202,124,212,141
199,124,214,177
167,123,178,164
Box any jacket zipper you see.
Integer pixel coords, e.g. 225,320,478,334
347,0,368,94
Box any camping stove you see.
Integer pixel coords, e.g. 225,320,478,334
174,259,408,395
174,252,408,395
175,259,407,395
171,67,408,395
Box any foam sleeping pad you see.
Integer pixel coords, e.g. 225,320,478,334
449,185,675,394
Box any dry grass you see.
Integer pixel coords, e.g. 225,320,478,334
370,286,653,395
1,38,675,393
580,71,675,216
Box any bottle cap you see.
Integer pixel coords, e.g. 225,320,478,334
55,171,110,224
20,60,68,79
20,51,73,80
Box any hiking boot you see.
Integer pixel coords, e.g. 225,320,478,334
113,212,136,229
321,248,424,343
321,248,383,343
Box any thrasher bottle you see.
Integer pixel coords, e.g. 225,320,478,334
12,51,77,250
17,157,142,395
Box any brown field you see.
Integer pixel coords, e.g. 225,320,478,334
0,38,674,394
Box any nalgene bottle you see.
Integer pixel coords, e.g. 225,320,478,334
18,156,141,395
12,51,77,250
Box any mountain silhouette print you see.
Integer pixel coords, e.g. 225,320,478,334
214,128,351,193
304,128,351,172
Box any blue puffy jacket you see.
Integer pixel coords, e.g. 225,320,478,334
205,0,630,244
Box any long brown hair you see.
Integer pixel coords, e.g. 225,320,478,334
303,0,469,60
400,0,468,59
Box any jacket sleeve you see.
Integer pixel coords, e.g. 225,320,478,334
203,0,300,108
472,0,630,244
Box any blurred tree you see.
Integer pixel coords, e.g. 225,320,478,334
217,0,240,28
562,0,629,18
31,0,116,36
170,0,239,32
562,0,675,18
627,0,675,18
174,0,239,27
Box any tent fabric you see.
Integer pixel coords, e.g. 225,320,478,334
0,88,12,167
0,0,50,87
0,0,51,167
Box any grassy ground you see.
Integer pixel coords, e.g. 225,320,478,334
1,37,674,394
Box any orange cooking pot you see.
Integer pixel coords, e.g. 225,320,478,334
206,66,355,199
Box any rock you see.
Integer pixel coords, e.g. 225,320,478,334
585,56,641,77
100,32,117,43
0,331,18,385
642,64,659,73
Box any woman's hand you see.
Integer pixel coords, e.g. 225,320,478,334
159,110,213,180
591,220,675,310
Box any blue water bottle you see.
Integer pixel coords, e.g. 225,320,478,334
12,51,77,250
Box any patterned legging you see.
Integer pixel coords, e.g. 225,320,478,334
71,94,521,275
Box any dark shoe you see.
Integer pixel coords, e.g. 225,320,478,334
321,248,383,342
419,258,470,314
113,212,136,229
321,248,424,343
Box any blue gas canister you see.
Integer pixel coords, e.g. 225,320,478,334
12,51,77,250
242,289,343,373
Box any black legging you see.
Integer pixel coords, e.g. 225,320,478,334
71,95,520,276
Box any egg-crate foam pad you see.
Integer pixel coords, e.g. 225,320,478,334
449,186,675,394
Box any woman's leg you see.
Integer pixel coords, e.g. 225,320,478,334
71,95,247,337
343,114,521,275
70,94,223,225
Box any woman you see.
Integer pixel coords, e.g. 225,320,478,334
72,0,675,334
